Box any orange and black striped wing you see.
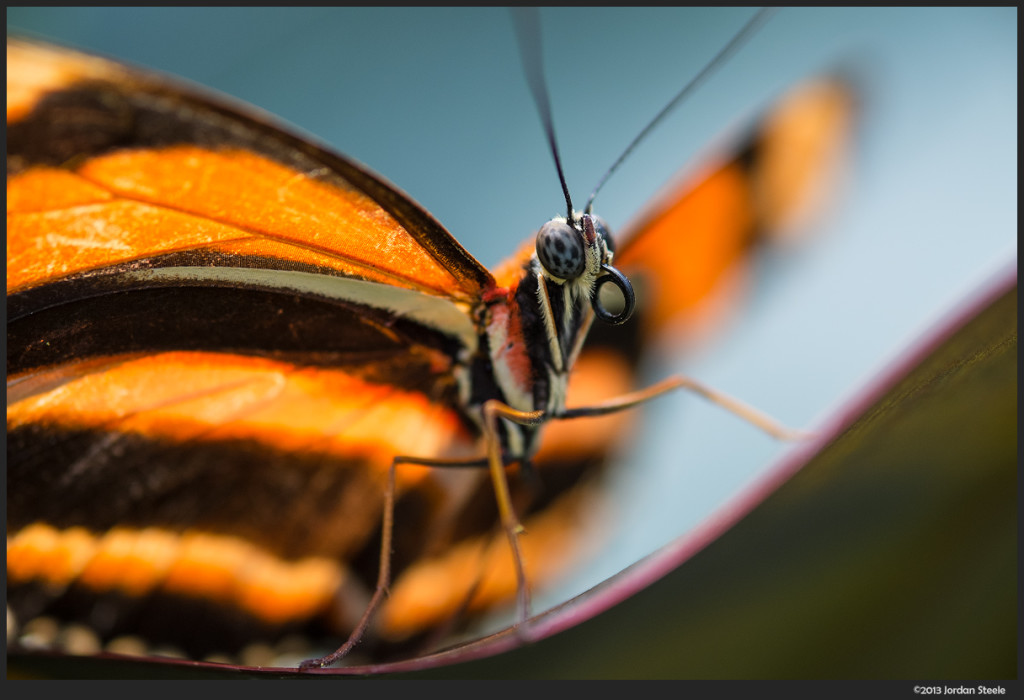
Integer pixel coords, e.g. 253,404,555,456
7,38,501,660
612,76,855,351
8,37,494,402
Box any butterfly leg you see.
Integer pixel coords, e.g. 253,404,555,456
300,451,505,670
561,374,808,440
298,456,398,670
480,400,547,634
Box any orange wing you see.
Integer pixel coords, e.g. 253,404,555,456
7,38,494,303
615,77,855,350
547,77,856,523
6,38,513,661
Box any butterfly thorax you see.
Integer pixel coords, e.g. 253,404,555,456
466,213,628,461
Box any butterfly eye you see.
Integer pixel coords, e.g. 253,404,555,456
536,220,586,280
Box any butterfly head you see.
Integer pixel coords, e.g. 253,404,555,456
534,212,635,325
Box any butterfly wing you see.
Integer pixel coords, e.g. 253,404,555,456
613,76,856,351
7,38,508,659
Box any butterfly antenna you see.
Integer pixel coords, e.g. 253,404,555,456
512,8,574,222
584,7,775,213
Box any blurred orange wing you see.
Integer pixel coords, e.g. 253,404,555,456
615,77,855,349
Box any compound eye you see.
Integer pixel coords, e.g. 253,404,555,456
536,220,585,279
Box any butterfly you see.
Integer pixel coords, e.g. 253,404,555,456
6,11,853,670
